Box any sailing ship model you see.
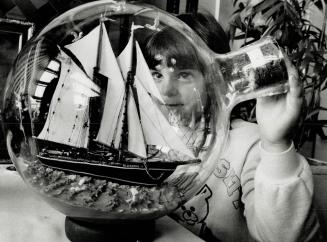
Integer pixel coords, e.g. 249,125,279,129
35,19,202,186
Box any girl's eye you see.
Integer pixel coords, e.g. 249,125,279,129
178,72,192,81
151,71,162,81
179,72,190,78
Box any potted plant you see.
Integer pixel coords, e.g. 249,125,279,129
228,0,327,156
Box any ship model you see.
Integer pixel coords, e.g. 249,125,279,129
35,18,204,186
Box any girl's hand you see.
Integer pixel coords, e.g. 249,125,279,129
256,55,303,152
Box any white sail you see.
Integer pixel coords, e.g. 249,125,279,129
117,29,133,80
37,50,100,148
134,46,195,159
116,30,147,158
135,79,195,159
95,23,125,149
65,26,100,78
127,86,147,158
135,41,164,104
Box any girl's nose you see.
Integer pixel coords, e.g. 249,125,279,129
160,75,178,97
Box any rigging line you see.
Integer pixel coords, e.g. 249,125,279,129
138,104,175,152
146,147,160,159
167,113,199,146
142,159,165,181
68,92,90,147
181,123,206,148
129,81,146,147
181,127,195,141
100,78,125,145
109,92,126,146
75,97,90,148
68,110,79,145
161,110,195,154
60,47,88,77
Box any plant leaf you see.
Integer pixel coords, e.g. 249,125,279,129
252,12,267,27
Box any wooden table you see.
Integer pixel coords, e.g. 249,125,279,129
0,164,203,242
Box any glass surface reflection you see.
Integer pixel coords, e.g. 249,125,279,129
2,1,227,220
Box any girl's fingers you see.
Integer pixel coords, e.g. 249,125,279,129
283,54,303,98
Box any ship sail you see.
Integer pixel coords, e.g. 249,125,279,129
116,28,147,158
93,22,126,150
65,26,100,78
37,50,100,148
134,41,195,159
117,29,133,80
39,20,195,159
135,41,164,104
126,86,147,158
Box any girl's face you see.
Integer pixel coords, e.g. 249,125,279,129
151,63,207,126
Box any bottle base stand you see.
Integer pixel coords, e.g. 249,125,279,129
65,216,156,242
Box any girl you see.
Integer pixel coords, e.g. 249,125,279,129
143,22,322,242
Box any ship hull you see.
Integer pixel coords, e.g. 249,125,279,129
36,154,196,186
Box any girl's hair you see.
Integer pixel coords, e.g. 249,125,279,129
177,12,230,54
144,27,206,73
178,12,257,123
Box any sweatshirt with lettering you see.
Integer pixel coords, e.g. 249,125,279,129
170,119,321,242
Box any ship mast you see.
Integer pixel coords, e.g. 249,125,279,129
120,71,133,155
89,15,108,141
118,23,144,160
119,29,135,159
94,15,104,75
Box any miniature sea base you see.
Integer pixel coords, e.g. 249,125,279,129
22,159,188,219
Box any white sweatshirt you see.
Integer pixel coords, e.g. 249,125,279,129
170,120,322,242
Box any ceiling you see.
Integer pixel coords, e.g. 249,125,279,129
0,0,198,30
0,0,98,30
